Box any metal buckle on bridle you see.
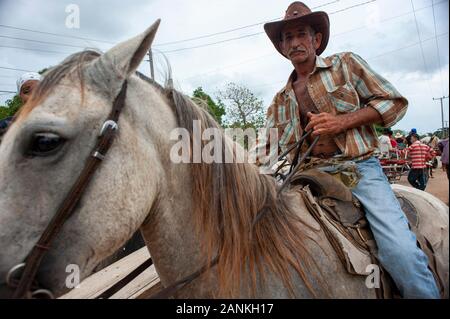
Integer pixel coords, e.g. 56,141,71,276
30,289,54,299
99,120,118,136
6,263,55,299
6,263,25,288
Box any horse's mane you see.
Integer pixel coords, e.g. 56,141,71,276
15,49,324,297
15,50,102,122
164,87,324,297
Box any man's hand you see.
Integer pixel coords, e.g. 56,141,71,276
305,112,347,137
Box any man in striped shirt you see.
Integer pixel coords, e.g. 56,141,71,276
256,2,439,298
406,133,435,190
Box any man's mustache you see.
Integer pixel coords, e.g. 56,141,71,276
288,47,307,56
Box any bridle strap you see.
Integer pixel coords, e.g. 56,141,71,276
96,256,154,299
149,256,219,299
12,81,128,299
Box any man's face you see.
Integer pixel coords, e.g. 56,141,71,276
280,24,322,64
19,80,39,104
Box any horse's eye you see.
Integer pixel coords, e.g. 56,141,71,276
28,133,65,156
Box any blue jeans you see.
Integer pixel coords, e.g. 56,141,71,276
408,168,427,190
351,157,439,298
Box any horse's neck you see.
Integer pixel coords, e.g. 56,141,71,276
128,79,213,295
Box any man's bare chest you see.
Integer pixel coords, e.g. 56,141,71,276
292,80,319,127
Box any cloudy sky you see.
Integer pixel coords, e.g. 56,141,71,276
0,0,448,134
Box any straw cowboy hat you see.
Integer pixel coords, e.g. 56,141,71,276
264,2,330,58
394,132,404,139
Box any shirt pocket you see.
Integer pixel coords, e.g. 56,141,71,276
327,82,360,113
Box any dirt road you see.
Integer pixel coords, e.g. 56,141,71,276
396,164,449,205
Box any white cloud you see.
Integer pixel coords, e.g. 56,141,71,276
0,0,448,133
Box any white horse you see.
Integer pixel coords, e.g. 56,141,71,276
0,21,448,298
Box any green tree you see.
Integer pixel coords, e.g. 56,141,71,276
0,95,23,120
192,87,225,125
216,82,265,130
0,68,48,120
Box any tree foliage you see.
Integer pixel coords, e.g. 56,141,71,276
192,87,225,125
216,82,265,129
0,95,23,120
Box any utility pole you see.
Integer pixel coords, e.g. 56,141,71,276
146,49,155,80
433,96,449,138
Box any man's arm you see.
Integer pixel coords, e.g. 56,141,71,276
306,52,407,136
305,107,382,136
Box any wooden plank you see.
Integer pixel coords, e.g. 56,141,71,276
59,247,161,299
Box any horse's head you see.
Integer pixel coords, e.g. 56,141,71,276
0,20,172,297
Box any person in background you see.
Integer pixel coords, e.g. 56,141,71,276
0,72,41,137
387,129,397,148
17,72,41,104
379,128,393,158
438,138,449,180
405,133,435,190
406,128,417,146
395,132,406,151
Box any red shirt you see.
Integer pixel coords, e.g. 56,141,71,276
406,141,434,169
390,138,397,148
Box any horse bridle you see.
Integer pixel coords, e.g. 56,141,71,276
6,80,219,299
6,79,317,299
7,81,128,298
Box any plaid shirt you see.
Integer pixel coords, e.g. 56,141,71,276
253,52,408,167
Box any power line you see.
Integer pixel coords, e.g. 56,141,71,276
160,0,377,53
182,52,275,81
206,32,449,93
154,0,341,47
1,0,375,56
0,35,95,50
332,0,446,38
433,96,449,137
1,0,443,58
368,32,448,60
0,0,342,50
161,31,265,54
431,0,445,96
0,44,73,55
410,0,433,96
0,66,34,72
0,24,114,45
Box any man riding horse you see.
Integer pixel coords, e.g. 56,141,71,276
256,2,439,298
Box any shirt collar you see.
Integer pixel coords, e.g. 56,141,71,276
282,55,332,96
315,55,332,69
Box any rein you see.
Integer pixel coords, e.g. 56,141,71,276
8,81,128,299
6,80,317,299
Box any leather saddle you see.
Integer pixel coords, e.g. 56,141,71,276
290,168,445,299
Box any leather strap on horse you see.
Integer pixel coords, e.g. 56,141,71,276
96,256,154,299
12,81,128,299
149,256,219,299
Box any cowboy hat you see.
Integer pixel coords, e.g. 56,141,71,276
394,132,404,139
264,2,330,58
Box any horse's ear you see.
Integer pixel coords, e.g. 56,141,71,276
87,19,160,93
